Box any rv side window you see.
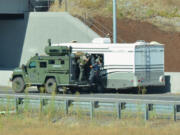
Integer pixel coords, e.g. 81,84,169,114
48,60,55,64
40,62,47,68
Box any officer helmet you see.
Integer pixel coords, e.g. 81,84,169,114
85,53,90,58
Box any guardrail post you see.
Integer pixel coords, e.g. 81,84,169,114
15,98,19,113
116,102,121,119
40,99,43,112
65,100,69,115
90,101,94,120
40,99,45,112
174,105,177,121
145,104,149,121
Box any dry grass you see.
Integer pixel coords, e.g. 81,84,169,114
153,0,180,9
49,0,111,17
48,0,180,33
49,0,180,18
1,114,180,135
49,0,65,12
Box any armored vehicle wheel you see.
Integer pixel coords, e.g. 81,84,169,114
45,78,57,94
12,77,25,93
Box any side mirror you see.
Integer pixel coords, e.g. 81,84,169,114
22,64,27,73
22,64,25,69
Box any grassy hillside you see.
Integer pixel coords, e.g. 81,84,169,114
50,0,180,19
49,0,180,32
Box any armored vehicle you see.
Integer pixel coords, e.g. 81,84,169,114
11,45,97,93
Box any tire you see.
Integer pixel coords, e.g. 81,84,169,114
96,84,104,93
45,78,57,94
12,77,25,93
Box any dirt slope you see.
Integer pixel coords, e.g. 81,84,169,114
91,16,180,72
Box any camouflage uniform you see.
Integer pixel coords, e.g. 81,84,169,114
89,56,101,84
78,55,88,82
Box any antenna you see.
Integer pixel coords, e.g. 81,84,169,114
48,39,52,46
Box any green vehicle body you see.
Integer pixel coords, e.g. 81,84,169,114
12,55,69,85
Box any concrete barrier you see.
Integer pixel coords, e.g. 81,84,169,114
0,71,12,87
165,72,180,93
20,12,100,65
0,12,100,70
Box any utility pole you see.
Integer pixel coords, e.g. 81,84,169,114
113,0,117,43
65,0,68,12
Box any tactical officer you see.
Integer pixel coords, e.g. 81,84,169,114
78,54,89,83
88,55,95,83
89,56,101,85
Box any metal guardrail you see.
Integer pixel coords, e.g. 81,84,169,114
0,93,180,121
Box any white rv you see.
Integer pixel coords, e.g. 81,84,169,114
52,38,165,89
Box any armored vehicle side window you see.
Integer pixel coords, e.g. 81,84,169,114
40,62,47,68
29,61,36,68
48,60,55,64
61,60,65,65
